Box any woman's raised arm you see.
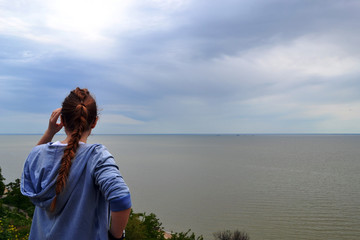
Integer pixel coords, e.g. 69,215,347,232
37,108,63,145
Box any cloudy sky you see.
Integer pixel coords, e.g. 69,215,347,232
1,0,359,134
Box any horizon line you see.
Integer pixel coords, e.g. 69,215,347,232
1,133,360,136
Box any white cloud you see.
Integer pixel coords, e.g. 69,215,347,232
101,104,153,120
0,0,182,59
98,114,144,125
171,34,360,95
241,36,360,78
93,113,145,134
1,0,360,134
304,103,360,121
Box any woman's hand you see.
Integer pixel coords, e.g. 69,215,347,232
37,108,64,145
47,108,63,135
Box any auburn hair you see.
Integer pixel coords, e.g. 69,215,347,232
50,87,98,211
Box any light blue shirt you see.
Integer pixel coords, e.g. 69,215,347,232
21,142,132,240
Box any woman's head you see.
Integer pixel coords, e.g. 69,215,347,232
51,87,98,211
61,87,98,134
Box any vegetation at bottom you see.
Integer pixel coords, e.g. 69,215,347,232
0,167,33,240
0,167,249,239
213,230,249,240
125,211,204,240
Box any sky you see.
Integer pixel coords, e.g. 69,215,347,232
1,0,360,134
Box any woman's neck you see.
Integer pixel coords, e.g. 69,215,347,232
61,130,91,144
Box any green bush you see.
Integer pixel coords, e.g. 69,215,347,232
125,211,148,239
0,204,31,240
2,178,35,218
125,211,204,240
125,211,167,240
0,174,33,240
0,167,5,196
213,230,250,240
171,229,204,240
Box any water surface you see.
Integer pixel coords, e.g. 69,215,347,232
1,134,359,239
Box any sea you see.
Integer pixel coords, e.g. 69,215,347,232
0,134,359,240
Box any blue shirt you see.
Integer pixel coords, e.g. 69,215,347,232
21,142,132,240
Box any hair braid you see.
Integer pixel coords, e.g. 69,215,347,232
50,88,96,212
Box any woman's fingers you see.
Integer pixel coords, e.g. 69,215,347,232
50,108,62,122
49,108,63,133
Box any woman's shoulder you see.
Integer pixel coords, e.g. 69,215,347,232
28,142,57,155
25,143,63,168
83,143,108,152
81,143,113,159
80,144,116,171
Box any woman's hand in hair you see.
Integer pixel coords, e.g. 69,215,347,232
48,108,64,134
37,108,64,145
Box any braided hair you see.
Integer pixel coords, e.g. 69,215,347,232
50,87,98,211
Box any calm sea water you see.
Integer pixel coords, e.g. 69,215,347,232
0,134,359,240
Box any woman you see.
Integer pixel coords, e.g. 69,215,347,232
21,88,131,240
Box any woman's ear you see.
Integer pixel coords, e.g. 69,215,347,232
91,117,98,129
60,115,66,127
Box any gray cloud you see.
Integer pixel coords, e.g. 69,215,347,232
1,0,360,133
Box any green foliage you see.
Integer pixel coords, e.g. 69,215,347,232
0,204,31,240
171,229,204,240
126,211,166,240
125,211,204,240
0,167,5,196
0,175,33,240
213,230,250,240
125,211,147,239
2,178,35,217
142,212,166,240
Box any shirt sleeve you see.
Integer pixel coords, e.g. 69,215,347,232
92,145,132,211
